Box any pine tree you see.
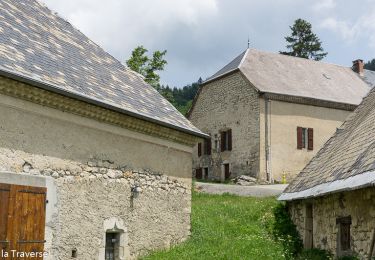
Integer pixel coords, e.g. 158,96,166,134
364,59,375,71
280,19,327,61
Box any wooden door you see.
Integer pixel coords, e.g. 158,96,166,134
0,183,46,259
304,204,313,249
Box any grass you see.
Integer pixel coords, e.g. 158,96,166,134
142,192,285,260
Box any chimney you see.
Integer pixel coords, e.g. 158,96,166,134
352,59,364,76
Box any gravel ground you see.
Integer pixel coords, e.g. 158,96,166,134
195,182,288,197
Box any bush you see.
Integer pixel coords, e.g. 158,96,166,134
271,203,303,259
296,249,333,260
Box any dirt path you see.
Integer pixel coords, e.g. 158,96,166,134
196,182,288,197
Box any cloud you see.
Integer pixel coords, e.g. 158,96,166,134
313,0,336,11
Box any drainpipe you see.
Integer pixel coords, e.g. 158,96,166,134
265,98,273,183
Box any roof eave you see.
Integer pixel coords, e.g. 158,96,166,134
279,169,375,201
0,68,208,139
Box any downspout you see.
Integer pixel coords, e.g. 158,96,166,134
265,98,273,183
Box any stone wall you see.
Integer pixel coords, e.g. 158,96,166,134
289,187,375,258
0,149,190,259
0,77,194,259
189,72,260,180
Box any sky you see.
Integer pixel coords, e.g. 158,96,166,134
41,0,375,87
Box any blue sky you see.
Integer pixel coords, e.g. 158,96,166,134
42,0,375,87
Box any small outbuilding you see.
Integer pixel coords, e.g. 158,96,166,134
0,1,205,259
279,86,375,258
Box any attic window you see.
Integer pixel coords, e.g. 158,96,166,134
323,73,331,79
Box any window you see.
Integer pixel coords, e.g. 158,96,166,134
337,216,351,253
297,127,313,150
214,134,218,151
198,138,211,157
195,168,203,179
204,138,212,155
304,204,313,249
204,167,208,180
221,129,232,152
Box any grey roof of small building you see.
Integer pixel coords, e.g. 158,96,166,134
363,69,375,88
279,87,375,200
0,0,205,137
205,49,371,106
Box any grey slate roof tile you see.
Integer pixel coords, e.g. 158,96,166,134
206,49,371,106
0,0,204,137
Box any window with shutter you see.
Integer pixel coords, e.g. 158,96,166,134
220,129,232,152
308,128,314,150
204,138,212,155
337,216,351,253
198,143,202,157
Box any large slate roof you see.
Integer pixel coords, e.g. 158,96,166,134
279,87,375,200
0,0,205,137
205,49,371,106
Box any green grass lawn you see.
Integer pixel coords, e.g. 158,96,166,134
143,192,285,260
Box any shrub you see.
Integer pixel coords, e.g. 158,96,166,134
271,202,303,259
296,248,333,260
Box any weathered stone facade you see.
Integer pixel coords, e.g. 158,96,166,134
190,72,260,180
289,188,375,258
189,71,351,182
0,76,197,259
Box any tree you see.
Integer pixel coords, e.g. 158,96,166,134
280,19,327,61
364,59,375,71
126,46,167,87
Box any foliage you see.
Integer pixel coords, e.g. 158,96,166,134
337,256,360,260
142,193,285,260
270,203,303,259
126,46,167,87
296,249,333,260
280,18,327,61
364,59,375,71
157,79,201,116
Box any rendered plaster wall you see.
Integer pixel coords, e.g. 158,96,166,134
259,99,350,182
0,79,193,259
189,72,260,180
289,188,375,259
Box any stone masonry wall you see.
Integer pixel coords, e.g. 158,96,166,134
0,147,191,259
0,86,193,259
289,187,375,259
189,72,260,180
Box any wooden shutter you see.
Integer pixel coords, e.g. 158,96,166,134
207,138,212,155
0,184,10,258
308,128,314,150
228,129,232,151
198,143,202,157
195,168,202,179
297,127,303,150
221,132,226,152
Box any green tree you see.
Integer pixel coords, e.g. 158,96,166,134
280,19,327,61
364,59,375,71
126,46,167,87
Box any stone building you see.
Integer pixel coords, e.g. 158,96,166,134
0,1,205,259
279,86,375,259
188,49,373,182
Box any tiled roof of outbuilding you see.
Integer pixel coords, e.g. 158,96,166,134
279,87,375,200
0,0,205,137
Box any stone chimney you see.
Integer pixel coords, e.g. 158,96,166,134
352,59,364,76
